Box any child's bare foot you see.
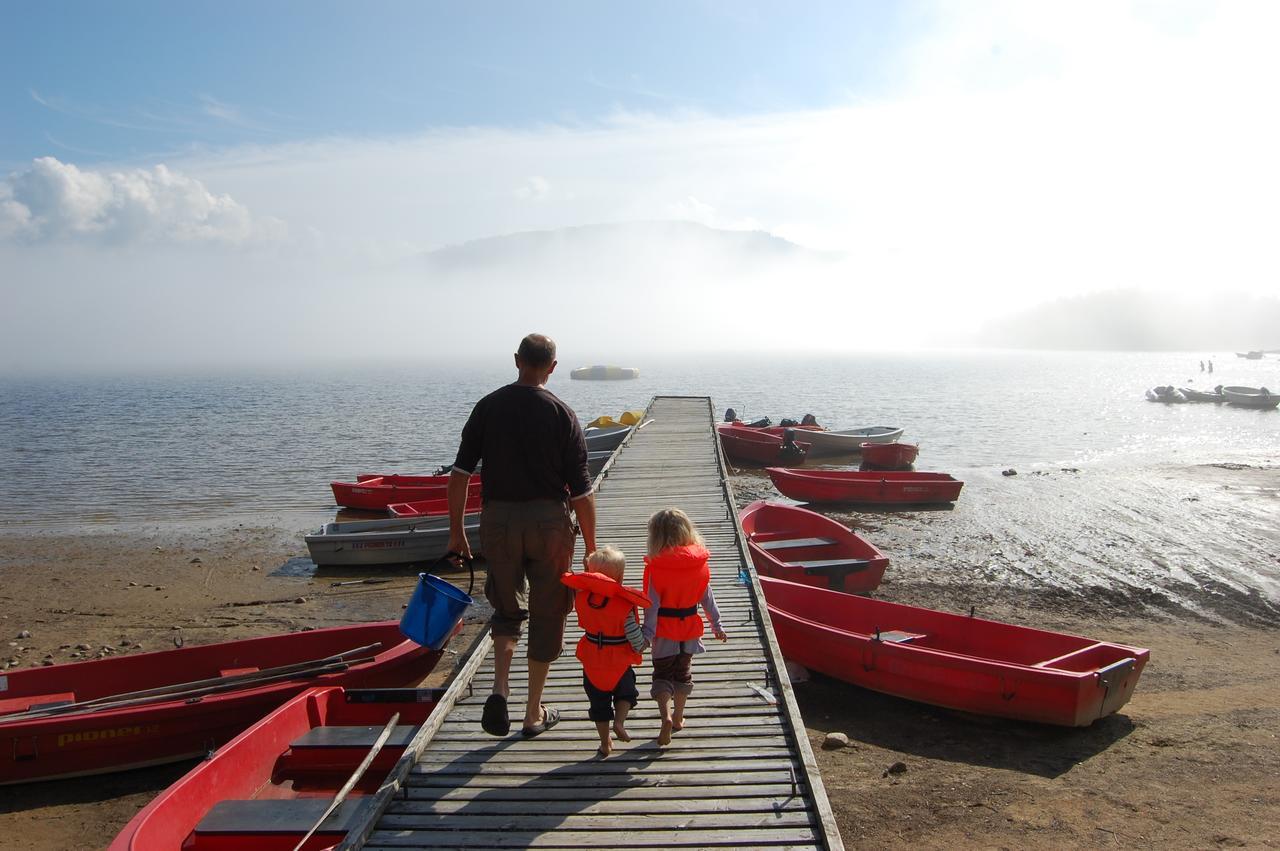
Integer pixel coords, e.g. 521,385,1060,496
658,719,673,746
596,739,612,757
612,722,631,742
671,719,684,732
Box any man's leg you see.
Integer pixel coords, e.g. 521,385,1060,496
491,634,517,699
524,659,551,727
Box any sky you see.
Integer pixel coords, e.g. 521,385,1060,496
2,1,1278,371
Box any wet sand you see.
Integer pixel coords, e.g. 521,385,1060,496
2,461,1278,849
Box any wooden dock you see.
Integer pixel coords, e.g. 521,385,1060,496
341,396,843,850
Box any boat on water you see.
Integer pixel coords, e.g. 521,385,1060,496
570,365,640,380
331,475,481,511
740,501,888,593
1221,385,1280,409
584,424,633,453
717,424,809,466
767,468,963,505
760,576,1149,726
0,622,449,785
1178,386,1226,403
758,424,904,455
1235,351,1264,359
107,685,443,851
860,441,920,469
305,514,480,567
1145,386,1187,403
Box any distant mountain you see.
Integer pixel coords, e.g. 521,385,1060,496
979,290,1280,351
419,221,839,275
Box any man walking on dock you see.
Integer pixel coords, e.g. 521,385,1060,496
447,333,597,737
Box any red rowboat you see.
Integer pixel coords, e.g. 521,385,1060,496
0,622,451,785
761,576,1149,726
387,494,482,518
767,468,963,505
860,442,919,469
108,686,441,851
331,475,481,511
739,501,888,593
717,424,809,466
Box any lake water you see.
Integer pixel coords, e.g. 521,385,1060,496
1,350,1275,530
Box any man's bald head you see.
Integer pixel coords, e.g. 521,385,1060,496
516,334,556,368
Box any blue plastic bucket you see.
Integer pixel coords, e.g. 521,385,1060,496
399,573,473,649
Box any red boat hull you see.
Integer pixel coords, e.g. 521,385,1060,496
0,622,448,785
761,577,1149,726
767,468,963,504
717,425,809,466
739,501,888,593
108,686,440,851
387,494,482,518
859,442,919,469
331,475,481,511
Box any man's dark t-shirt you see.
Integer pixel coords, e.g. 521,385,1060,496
452,384,592,502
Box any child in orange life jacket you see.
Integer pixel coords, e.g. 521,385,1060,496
561,546,650,756
641,508,727,746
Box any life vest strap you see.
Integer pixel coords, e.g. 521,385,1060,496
584,631,630,648
658,605,698,619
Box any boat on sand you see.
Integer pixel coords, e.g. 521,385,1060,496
860,442,919,468
106,685,444,851
740,501,888,593
0,623,449,785
767,468,963,505
305,514,480,567
717,424,809,466
331,475,481,511
761,576,1149,726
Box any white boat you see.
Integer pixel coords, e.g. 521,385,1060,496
304,514,480,567
584,424,632,452
1221,386,1279,409
1145,386,1187,403
1178,387,1225,403
773,425,904,455
570,365,640,380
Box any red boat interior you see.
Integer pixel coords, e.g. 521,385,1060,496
121,687,439,851
0,623,406,714
388,493,482,517
760,577,1139,671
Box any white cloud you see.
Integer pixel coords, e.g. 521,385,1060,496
0,157,285,245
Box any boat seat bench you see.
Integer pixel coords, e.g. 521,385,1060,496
794,558,875,578
196,798,365,835
290,724,419,749
0,692,76,714
755,536,840,551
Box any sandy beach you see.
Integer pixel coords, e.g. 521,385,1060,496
1,461,1278,849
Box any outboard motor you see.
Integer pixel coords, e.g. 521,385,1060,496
778,428,807,463
801,413,818,426
724,407,738,422
779,418,799,428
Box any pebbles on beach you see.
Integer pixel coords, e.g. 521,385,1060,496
822,732,850,750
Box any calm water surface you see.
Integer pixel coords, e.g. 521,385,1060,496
1,350,1276,530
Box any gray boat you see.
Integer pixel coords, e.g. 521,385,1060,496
304,514,480,567
584,425,632,453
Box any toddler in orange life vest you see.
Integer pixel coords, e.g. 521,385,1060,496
561,546,650,756
641,508,728,746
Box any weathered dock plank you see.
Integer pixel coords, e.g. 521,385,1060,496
338,397,842,850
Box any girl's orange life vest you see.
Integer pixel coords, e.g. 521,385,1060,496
562,571,650,691
642,544,711,642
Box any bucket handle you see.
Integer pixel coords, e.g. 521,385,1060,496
440,551,476,596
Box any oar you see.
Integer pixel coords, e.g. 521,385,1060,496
5,657,376,722
291,712,401,851
0,643,382,723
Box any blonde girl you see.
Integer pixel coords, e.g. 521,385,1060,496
641,508,728,745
